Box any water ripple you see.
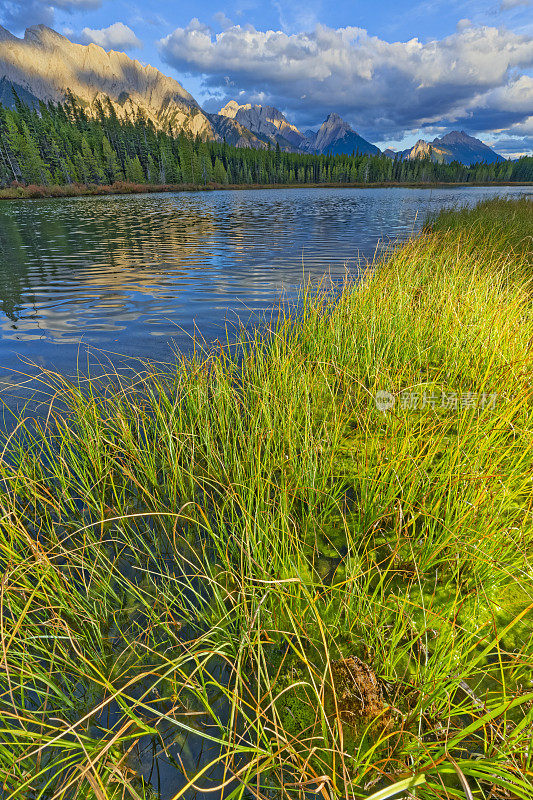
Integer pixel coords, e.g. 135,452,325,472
0,185,531,385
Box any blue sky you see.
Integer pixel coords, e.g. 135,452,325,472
1,0,532,154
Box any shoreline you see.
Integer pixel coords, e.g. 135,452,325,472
1,179,532,200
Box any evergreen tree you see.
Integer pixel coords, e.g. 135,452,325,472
213,157,228,184
102,136,124,183
160,141,180,183
146,155,159,184
0,93,529,190
80,136,105,184
5,115,51,184
124,155,145,183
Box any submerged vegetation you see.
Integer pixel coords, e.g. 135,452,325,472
0,197,532,799
0,93,532,192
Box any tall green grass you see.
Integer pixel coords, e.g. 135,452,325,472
0,196,532,799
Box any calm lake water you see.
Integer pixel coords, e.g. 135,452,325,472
0,185,531,411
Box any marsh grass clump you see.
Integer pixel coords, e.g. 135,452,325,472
0,196,532,799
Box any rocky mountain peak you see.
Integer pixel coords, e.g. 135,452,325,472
435,130,471,145
0,25,269,149
401,129,504,165
434,130,504,163
0,25,212,133
24,25,67,46
219,100,307,148
0,26,17,42
314,113,352,151
308,113,380,156
405,140,433,160
219,100,240,118
325,112,344,124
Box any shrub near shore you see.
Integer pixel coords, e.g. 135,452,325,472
0,180,532,200
0,197,532,799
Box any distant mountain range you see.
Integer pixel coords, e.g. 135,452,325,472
388,131,505,166
219,103,380,156
0,25,506,166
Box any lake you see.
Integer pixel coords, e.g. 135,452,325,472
0,185,531,412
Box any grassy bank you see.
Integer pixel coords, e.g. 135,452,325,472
0,197,532,799
0,180,532,200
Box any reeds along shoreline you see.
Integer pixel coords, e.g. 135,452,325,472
0,196,532,799
0,179,532,200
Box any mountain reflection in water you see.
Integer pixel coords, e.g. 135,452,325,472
0,185,531,412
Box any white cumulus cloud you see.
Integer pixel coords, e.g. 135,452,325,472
213,12,233,30
81,22,142,51
158,20,533,143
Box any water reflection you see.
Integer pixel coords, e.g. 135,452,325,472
0,186,531,383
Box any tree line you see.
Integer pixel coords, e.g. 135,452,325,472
0,91,531,188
